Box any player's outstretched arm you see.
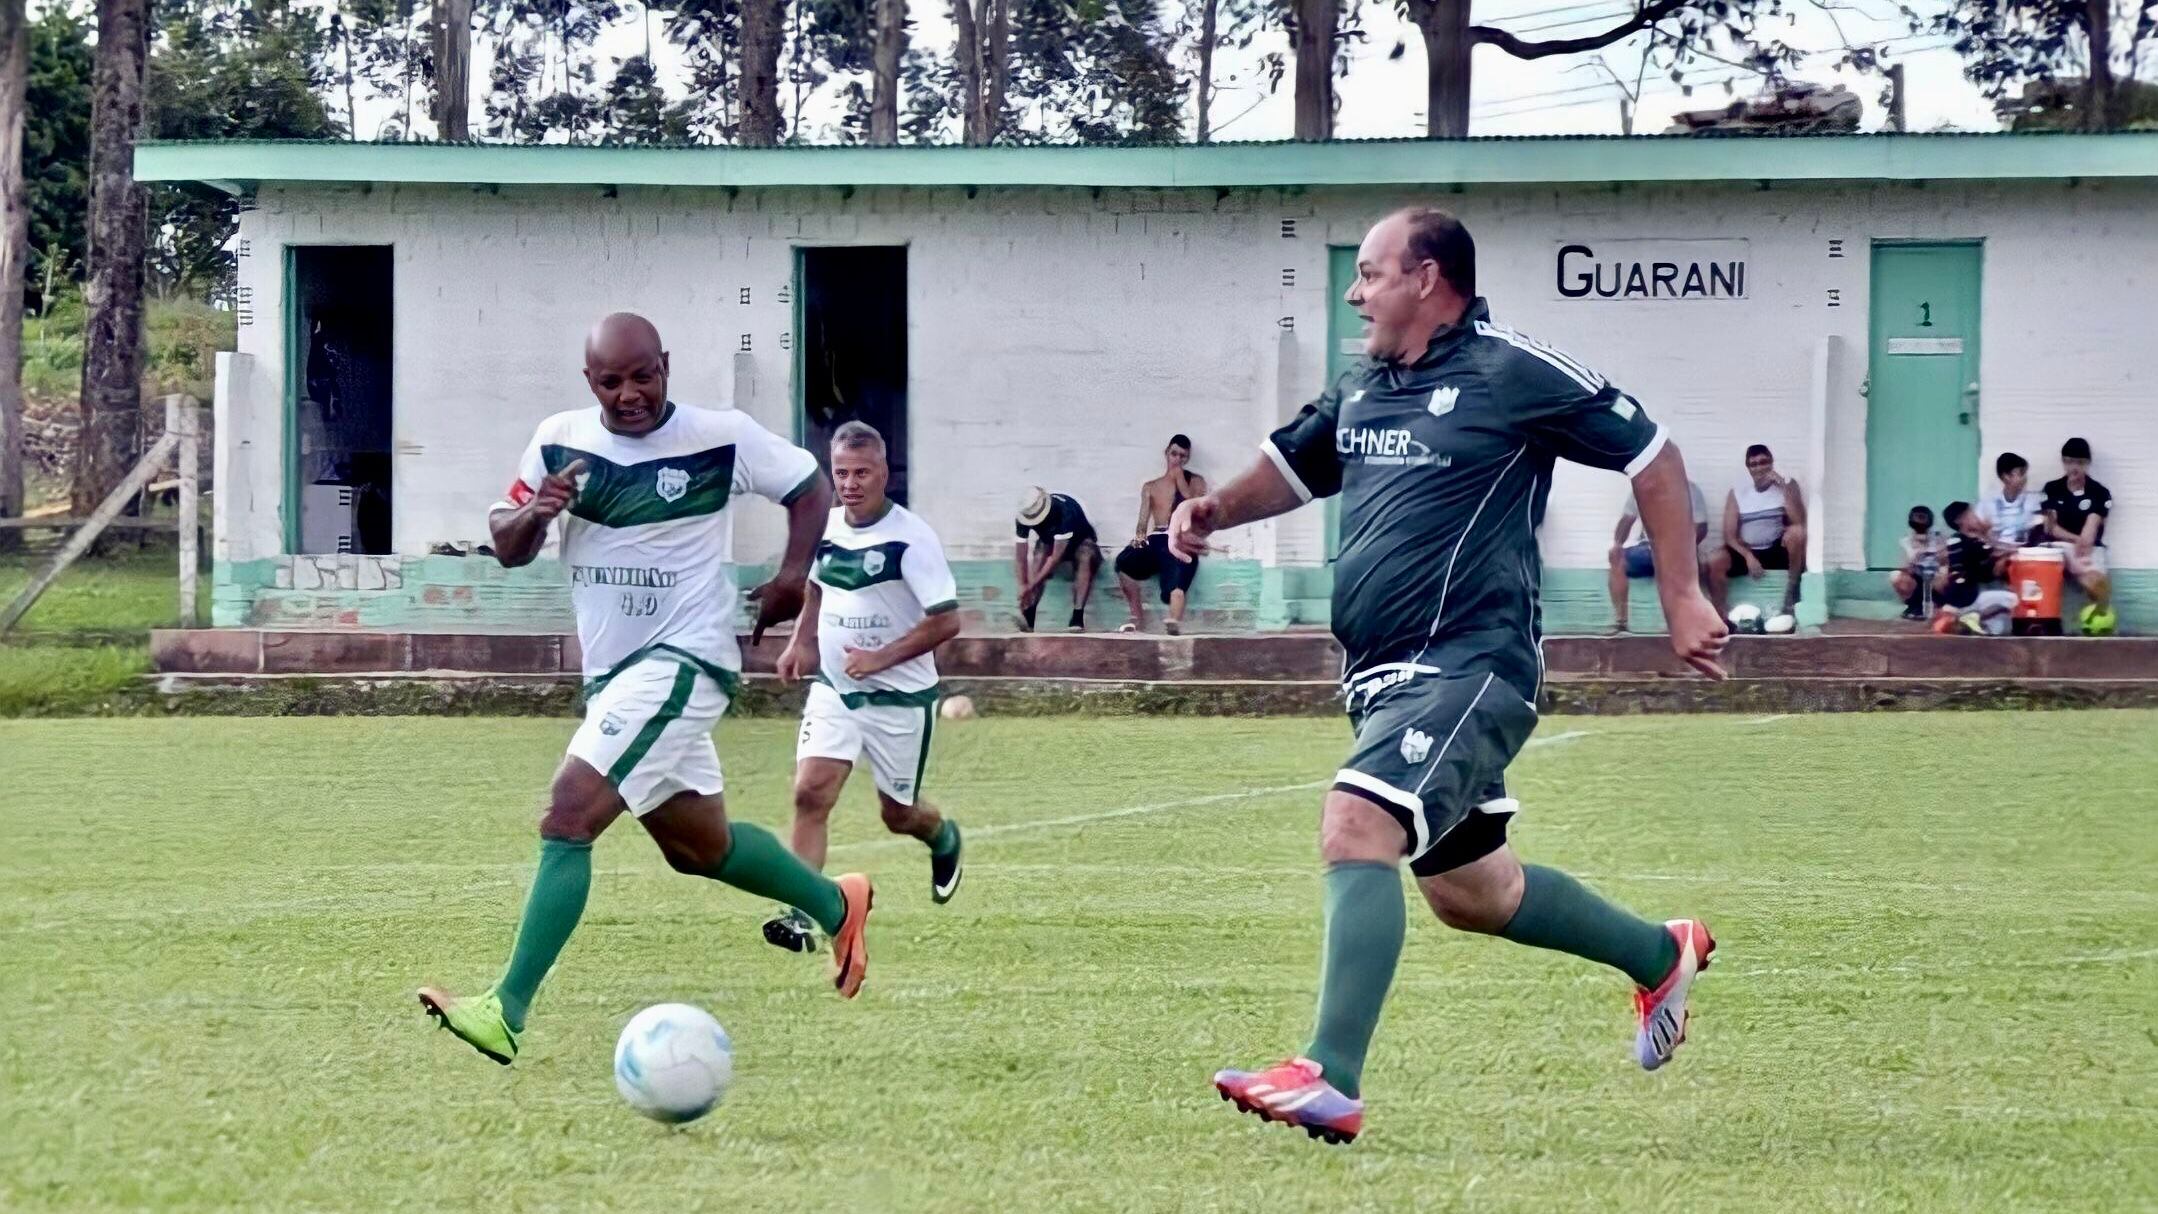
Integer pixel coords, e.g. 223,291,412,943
1167,456,1303,562
1632,443,1728,680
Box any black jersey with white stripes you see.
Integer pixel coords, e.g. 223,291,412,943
1266,298,1665,702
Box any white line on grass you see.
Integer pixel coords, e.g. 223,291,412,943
828,728,1594,858
1737,714,1793,726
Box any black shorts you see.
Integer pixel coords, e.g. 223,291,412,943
1039,534,1101,573
1334,668,1538,877
1114,533,1199,603
1726,543,1790,571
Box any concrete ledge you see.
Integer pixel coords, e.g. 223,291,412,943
15,670,2158,718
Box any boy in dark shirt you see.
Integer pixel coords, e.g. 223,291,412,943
2040,437,2113,607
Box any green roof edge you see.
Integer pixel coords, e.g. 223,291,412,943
134,132,2158,191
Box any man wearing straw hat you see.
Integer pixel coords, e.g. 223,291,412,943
1012,486,1104,633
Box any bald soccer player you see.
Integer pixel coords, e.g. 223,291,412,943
417,313,876,1065
1178,210,1728,1144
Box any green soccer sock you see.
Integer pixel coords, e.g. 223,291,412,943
1500,864,1679,989
1302,861,1405,1101
496,837,593,1032
710,821,848,935
929,818,960,857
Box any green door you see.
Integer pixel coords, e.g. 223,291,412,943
1865,244,1982,568
1325,246,1363,558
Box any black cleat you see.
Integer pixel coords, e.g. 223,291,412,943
761,906,821,954
930,823,964,905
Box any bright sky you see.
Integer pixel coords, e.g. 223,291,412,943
339,0,2005,141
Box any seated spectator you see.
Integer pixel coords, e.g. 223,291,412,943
1014,486,1103,633
1708,444,1807,616
2041,437,2114,607
1115,434,1209,636
1933,501,2017,635
1889,505,1943,621
1977,452,2045,548
1606,477,1710,633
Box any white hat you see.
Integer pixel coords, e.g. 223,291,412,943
1017,486,1052,526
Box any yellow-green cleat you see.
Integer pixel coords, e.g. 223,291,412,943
417,985,520,1065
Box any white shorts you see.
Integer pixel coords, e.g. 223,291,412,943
796,680,938,805
2048,541,2109,575
569,657,731,816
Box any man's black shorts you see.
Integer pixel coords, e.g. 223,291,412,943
1726,542,1791,571
1334,668,1538,877
1113,532,1199,603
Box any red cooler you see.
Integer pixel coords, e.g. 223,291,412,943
2010,547,2065,621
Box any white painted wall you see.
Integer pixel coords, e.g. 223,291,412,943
222,176,2158,579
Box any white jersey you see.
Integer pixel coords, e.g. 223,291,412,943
495,402,819,684
1732,476,1789,550
811,502,957,703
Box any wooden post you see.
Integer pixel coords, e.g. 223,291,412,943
0,425,178,632
0,0,26,553
171,395,200,625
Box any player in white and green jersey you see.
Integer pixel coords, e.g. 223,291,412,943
417,314,877,1066
767,421,965,953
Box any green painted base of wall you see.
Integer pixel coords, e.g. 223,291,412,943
210,558,2158,637
216,555,1268,633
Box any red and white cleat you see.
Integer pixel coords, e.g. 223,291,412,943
1634,918,1716,1071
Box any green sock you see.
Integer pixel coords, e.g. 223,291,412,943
1500,864,1678,989
711,822,848,935
1301,861,1404,1101
929,818,959,857
496,837,593,1032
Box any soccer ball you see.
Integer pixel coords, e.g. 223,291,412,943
1726,604,1765,634
2079,603,2119,637
1763,612,1797,635
614,1003,734,1124
939,694,978,721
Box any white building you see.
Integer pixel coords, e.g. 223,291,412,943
137,134,2158,635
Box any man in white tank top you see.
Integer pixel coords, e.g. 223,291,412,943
1708,443,1806,616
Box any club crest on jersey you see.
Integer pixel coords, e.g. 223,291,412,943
1427,386,1460,417
654,466,689,503
1400,728,1433,764
863,550,886,577
600,712,627,737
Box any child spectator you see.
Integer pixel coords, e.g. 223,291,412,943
1977,452,2045,547
1934,501,2017,635
2041,437,2114,608
1888,505,1942,621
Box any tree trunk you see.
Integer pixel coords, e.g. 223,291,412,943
431,0,471,140
0,0,24,546
73,0,149,519
953,0,982,143
1415,0,1472,137
1292,0,1334,140
983,0,1008,140
869,0,904,144
739,0,783,145
1195,0,1217,143
2084,0,2114,130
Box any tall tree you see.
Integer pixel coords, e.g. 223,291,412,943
1406,0,1815,138
740,0,784,142
1927,0,2158,130
667,0,744,139
601,52,697,139
869,0,904,142
1184,0,1266,141
1010,0,1183,143
73,0,151,515
433,0,472,138
2,0,23,539
1291,0,1334,138
951,0,1010,142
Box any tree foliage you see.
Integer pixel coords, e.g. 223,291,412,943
25,8,94,312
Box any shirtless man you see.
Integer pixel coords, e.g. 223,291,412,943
1114,434,1210,635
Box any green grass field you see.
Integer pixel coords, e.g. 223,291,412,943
4,713,2154,1212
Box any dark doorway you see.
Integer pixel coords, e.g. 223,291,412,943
798,247,908,503
287,246,393,554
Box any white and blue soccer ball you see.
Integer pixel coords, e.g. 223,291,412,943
1727,604,1765,634
614,1003,734,1124
1763,612,1797,635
